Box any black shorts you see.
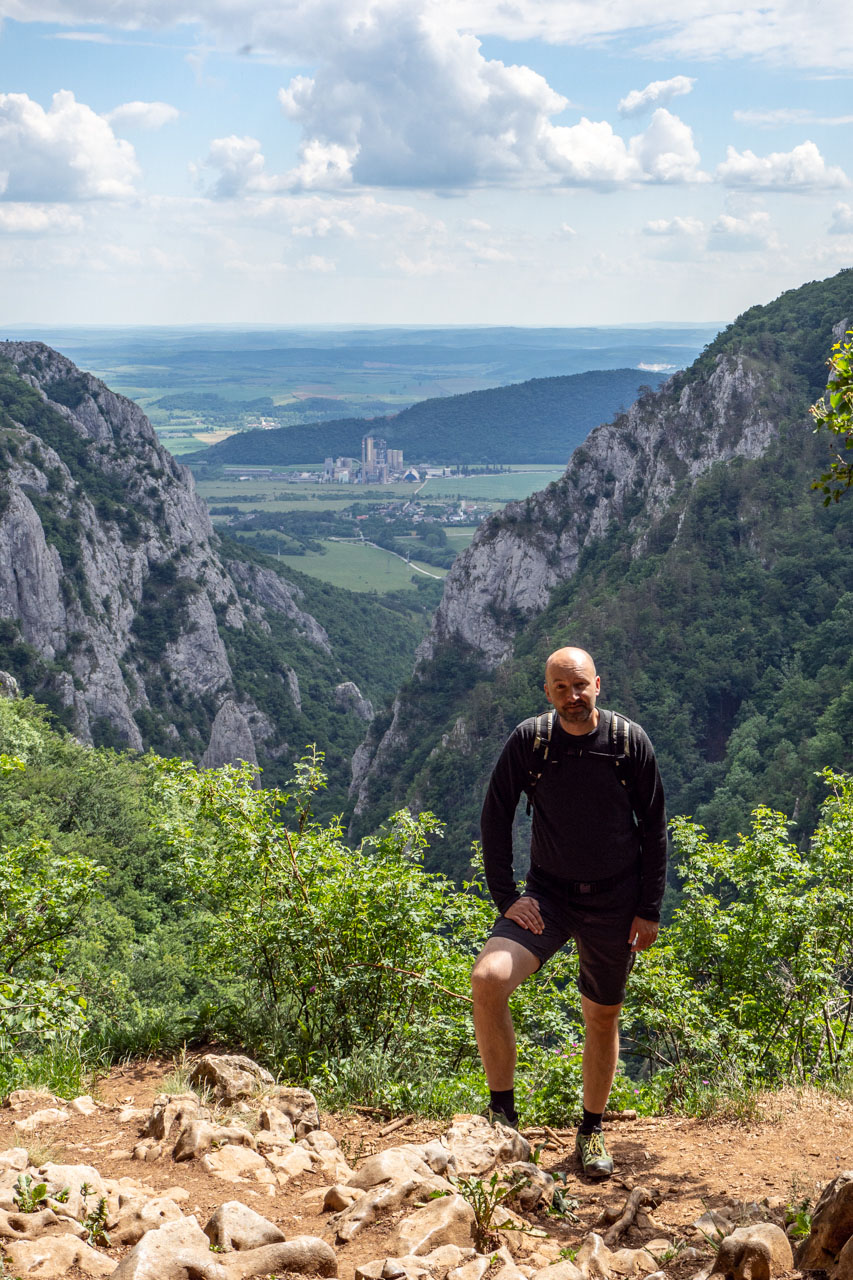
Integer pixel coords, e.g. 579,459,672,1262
489,865,640,1006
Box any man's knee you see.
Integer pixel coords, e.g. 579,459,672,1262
581,996,622,1031
471,940,538,1004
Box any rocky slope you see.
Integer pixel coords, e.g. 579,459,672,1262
350,270,853,862
1,1055,849,1280
0,342,398,786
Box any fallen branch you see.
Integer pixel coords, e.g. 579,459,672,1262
603,1186,661,1246
380,1114,414,1138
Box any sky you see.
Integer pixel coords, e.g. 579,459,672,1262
1,0,852,327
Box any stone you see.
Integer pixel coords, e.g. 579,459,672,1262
110,1194,186,1245
324,1184,363,1212
449,1257,493,1280
334,1180,422,1243
5,1090,60,1111
576,1233,615,1280
531,1261,584,1280
441,1115,530,1176
502,1162,555,1211
694,1210,735,1241
420,1244,472,1268
355,1258,431,1280
298,1129,352,1180
13,1108,70,1134
173,1118,256,1162
609,1248,659,1276
258,1105,295,1140
349,1148,443,1192
189,1054,274,1102
267,1085,320,1136
797,1170,853,1271
263,1144,314,1181
144,1094,207,1143
39,1162,108,1220
110,1215,227,1280
0,1147,29,1171
387,1193,478,1256
0,1206,77,1240
201,1146,276,1186
3,1231,116,1277
204,1200,286,1251
70,1095,99,1116
835,1232,853,1280
222,1235,337,1278
712,1225,793,1280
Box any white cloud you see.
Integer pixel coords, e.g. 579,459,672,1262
297,253,336,272
618,75,695,117
643,216,704,236
709,209,777,250
276,9,705,190
0,203,83,232
734,108,853,127
195,135,269,198
9,0,853,73
829,202,853,235
627,107,705,183
558,222,577,236
0,91,139,201
717,140,849,190
105,101,180,130
291,215,356,238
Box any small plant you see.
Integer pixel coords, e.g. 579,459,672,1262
451,1171,537,1250
12,1176,49,1214
553,1246,578,1264
785,1179,814,1241
650,1239,687,1265
82,1196,110,1248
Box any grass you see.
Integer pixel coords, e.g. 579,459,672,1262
0,1042,93,1103
275,539,446,592
418,470,565,500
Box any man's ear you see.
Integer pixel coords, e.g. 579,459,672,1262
543,682,552,703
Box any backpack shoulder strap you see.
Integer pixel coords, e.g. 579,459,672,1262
525,709,555,815
609,711,641,823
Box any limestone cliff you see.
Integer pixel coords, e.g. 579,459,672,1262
350,268,853,859
0,342,357,775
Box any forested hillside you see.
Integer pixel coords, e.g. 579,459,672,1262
188,368,669,468
0,344,428,812
351,270,853,876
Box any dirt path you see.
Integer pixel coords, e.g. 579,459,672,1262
2,1063,850,1280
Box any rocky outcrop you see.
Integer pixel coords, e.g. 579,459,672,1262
351,350,795,818
0,343,338,768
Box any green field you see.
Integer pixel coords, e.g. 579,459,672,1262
274,539,446,592
418,468,564,500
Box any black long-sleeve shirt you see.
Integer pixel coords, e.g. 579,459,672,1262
480,708,668,921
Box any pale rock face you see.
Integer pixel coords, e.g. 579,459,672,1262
353,351,793,816
200,701,259,770
0,342,335,767
797,1170,853,1273
335,680,375,721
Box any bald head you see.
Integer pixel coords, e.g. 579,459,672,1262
545,646,596,682
543,647,600,735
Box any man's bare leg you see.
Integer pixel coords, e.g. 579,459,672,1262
471,937,540,1090
580,994,622,1111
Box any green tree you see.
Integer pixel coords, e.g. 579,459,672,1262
811,330,853,503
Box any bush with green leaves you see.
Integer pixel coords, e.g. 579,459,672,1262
154,750,600,1099
624,768,853,1098
811,329,853,503
0,750,104,1075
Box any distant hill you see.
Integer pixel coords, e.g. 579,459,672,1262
185,368,670,467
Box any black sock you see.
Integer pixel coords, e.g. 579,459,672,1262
580,1107,603,1134
490,1089,517,1121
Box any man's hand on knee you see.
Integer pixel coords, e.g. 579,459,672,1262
628,915,659,952
504,896,544,934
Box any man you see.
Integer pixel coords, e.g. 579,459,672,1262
471,646,667,1179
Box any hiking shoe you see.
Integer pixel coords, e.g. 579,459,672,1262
482,1105,519,1131
575,1127,613,1179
